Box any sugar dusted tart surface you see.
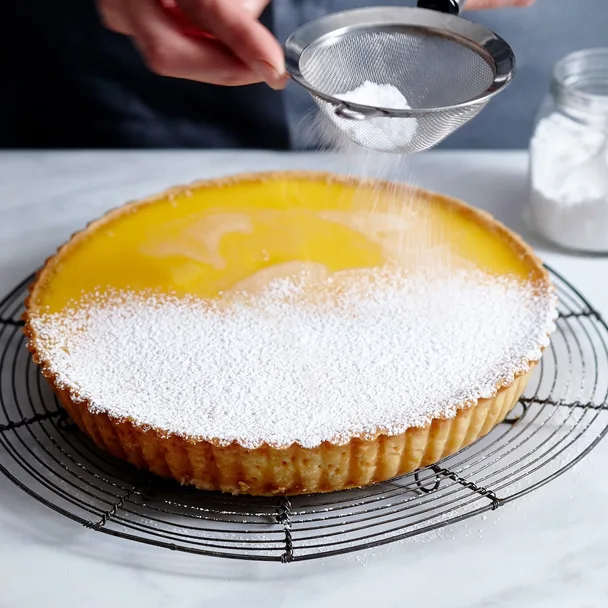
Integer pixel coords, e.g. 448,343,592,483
25,172,557,495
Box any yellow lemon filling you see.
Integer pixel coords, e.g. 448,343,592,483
35,173,533,313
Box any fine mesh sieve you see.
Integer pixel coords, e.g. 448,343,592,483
284,5,516,154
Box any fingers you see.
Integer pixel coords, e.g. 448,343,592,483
97,0,134,35
124,0,264,86
466,0,535,9
162,0,268,19
240,0,273,18
97,0,286,88
175,0,287,89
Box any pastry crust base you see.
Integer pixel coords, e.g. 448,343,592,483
44,368,531,496
24,171,551,496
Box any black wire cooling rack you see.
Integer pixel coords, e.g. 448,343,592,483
1,267,607,563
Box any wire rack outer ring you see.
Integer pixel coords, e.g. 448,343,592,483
1,266,607,562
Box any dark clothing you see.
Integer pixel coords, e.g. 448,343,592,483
3,0,607,150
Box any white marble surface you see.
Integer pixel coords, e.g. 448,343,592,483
1,150,608,608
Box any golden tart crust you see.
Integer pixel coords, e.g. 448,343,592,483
24,171,554,495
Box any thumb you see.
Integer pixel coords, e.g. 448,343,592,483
175,0,287,89
241,0,272,18
161,0,268,19
98,0,134,34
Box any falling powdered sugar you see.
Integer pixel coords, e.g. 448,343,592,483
29,269,556,450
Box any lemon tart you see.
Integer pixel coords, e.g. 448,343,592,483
24,172,557,495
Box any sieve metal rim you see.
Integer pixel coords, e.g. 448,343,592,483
284,6,516,118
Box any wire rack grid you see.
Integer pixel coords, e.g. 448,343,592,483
0,266,607,563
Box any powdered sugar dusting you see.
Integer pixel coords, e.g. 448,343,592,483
29,268,556,449
330,81,417,152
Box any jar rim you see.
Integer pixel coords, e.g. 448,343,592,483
552,48,608,116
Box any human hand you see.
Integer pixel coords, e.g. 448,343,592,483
97,0,288,89
466,0,536,8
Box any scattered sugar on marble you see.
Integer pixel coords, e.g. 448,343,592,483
30,268,556,449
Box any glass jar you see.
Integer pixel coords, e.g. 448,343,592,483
527,48,608,253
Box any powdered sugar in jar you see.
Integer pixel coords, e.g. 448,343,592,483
528,49,608,253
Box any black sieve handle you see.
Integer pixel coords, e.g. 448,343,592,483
417,0,462,15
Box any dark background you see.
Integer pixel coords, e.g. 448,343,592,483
2,0,607,150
